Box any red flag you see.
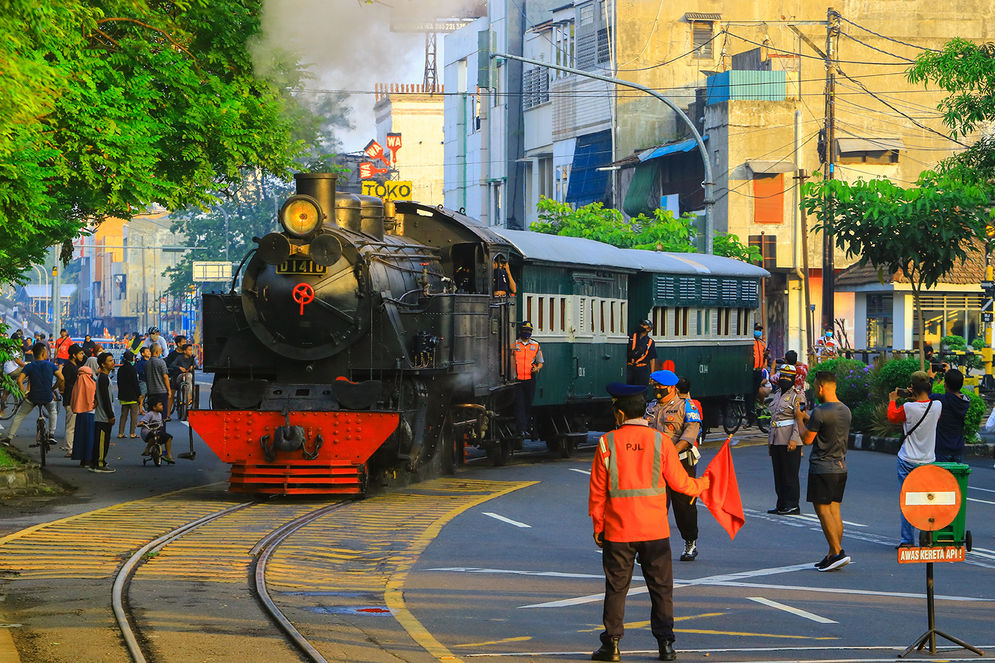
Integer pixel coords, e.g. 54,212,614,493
699,437,745,540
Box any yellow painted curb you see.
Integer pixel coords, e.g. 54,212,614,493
0,629,20,663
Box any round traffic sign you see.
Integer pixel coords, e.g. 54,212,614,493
900,464,961,531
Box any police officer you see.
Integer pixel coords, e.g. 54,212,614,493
626,319,656,386
767,364,805,515
589,382,710,662
513,321,543,437
646,370,703,562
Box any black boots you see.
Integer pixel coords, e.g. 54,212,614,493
658,640,677,661
591,634,621,661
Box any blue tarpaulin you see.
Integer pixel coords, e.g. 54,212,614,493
566,129,612,207
637,135,708,162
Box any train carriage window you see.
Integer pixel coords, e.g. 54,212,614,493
696,310,702,337
538,296,545,330
560,297,567,332
526,296,533,325
653,306,667,337
549,297,555,332
590,299,596,332
621,302,627,331
610,301,615,333
674,307,689,337
578,297,586,332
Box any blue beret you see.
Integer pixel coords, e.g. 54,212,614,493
650,370,679,386
606,382,647,397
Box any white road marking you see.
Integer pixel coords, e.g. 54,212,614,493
968,496,995,505
904,490,956,505
482,512,531,528
427,567,605,580
519,563,814,608
568,468,591,476
746,596,837,623
716,580,995,602
969,485,995,493
793,513,867,528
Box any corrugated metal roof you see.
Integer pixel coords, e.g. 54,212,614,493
684,12,721,21
620,249,770,278
837,137,904,153
747,159,797,174
495,229,638,270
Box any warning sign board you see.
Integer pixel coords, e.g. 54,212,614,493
897,545,965,564
899,464,961,531
361,180,413,201
192,261,232,282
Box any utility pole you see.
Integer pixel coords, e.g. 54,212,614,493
821,8,840,334
51,245,61,339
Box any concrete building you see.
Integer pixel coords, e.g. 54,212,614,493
444,0,995,358
374,83,446,205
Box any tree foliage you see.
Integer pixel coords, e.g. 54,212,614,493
0,0,313,288
802,172,991,368
531,197,759,262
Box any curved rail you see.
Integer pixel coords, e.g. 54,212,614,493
112,502,256,663
249,503,347,663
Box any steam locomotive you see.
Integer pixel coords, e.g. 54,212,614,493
189,172,767,495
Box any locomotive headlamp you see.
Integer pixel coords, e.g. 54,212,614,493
279,195,323,239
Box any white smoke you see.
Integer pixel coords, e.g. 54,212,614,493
252,0,485,150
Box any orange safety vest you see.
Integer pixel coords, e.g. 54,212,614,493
628,333,654,367
753,338,767,370
514,339,541,380
588,424,707,543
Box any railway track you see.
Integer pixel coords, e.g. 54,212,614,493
113,501,348,663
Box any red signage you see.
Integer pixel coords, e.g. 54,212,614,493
364,140,385,161
387,132,402,164
897,546,966,564
359,162,389,179
900,465,961,531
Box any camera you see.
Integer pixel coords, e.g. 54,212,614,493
897,387,913,399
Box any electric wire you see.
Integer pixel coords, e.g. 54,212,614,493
834,14,942,53
839,31,917,64
722,30,914,66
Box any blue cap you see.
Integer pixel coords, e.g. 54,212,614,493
606,382,647,397
650,370,679,386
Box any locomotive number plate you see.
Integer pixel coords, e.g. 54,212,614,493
276,259,327,275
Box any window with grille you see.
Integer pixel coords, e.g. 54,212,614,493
692,22,713,58
653,307,667,337
597,28,610,64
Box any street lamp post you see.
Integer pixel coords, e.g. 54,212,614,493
491,51,715,254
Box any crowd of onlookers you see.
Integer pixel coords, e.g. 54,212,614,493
1,327,197,472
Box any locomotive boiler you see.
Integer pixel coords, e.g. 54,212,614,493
189,172,521,494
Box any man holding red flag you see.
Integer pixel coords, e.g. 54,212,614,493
588,382,710,662
794,371,853,571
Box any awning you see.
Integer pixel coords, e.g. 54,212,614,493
565,129,612,207
837,137,904,153
638,135,708,163
746,159,797,174
622,161,660,217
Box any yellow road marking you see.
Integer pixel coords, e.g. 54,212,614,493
578,612,726,633
452,636,533,648
675,628,838,639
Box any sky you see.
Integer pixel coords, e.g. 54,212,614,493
252,0,481,152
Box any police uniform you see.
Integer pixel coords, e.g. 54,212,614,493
513,323,543,435
647,370,702,560
626,324,656,386
767,366,806,514
589,382,709,661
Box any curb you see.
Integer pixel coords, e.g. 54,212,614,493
0,446,72,497
848,433,995,458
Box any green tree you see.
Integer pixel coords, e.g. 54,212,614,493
531,197,758,260
802,172,991,369
0,0,312,287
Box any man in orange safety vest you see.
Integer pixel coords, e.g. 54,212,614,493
513,321,543,438
588,382,710,662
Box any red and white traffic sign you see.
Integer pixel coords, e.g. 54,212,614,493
899,464,961,531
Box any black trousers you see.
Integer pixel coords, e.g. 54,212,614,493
93,421,113,468
626,365,651,387
667,457,698,542
602,538,674,643
770,444,802,510
514,379,536,434
745,369,764,423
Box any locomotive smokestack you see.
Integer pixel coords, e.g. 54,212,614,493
294,172,337,227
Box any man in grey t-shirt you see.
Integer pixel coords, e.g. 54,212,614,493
145,343,172,418
795,371,852,572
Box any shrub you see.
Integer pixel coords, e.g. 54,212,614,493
941,334,967,351
850,401,878,434
872,357,921,400
807,358,871,410
971,336,985,351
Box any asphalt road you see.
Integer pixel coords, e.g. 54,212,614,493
406,440,995,662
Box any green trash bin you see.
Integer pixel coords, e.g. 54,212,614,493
931,462,972,550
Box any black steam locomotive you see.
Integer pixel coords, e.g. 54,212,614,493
189,172,522,494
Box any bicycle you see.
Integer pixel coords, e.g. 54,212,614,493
722,396,745,435
756,398,771,434
142,421,170,467
27,402,54,467
171,374,192,422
